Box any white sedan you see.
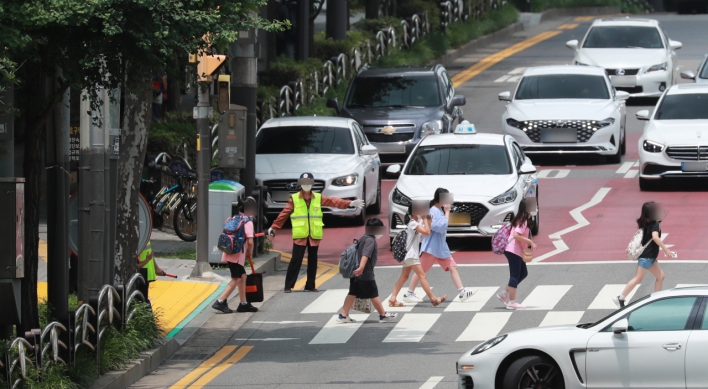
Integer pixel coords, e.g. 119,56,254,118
566,17,682,98
680,54,708,84
637,83,708,191
386,124,539,240
457,286,708,389
499,65,628,162
255,116,381,225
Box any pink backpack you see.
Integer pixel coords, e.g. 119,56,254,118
491,222,512,255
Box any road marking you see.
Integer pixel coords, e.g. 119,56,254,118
537,169,570,179
445,286,499,312
168,345,236,389
508,75,522,82
253,321,316,324
231,338,299,341
574,16,595,21
539,311,585,327
495,75,511,82
662,233,674,249
39,239,47,263
309,314,369,344
509,67,527,75
521,285,572,310
624,170,638,178
383,313,441,343
588,284,640,310
535,188,611,262
616,161,635,174
187,346,254,389
384,287,430,312
451,30,562,87
457,312,513,342
558,23,579,30
301,289,349,314
419,376,444,389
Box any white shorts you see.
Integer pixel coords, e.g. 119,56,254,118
402,257,421,267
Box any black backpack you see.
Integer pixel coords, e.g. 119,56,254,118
392,230,417,262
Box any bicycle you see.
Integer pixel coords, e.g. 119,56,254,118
148,155,198,242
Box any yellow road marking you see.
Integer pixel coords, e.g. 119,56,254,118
187,346,254,389
277,249,339,290
574,16,594,21
168,346,237,389
39,239,47,263
558,23,579,30
451,30,562,88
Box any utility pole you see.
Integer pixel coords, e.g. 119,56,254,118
297,0,309,61
190,83,213,277
326,0,348,41
104,89,121,285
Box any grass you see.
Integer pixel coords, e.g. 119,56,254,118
162,248,197,260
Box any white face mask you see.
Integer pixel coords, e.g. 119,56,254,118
374,234,383,240
301,185,312,192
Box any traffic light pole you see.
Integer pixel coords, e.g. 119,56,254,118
229,32,257,196
190,84,212,277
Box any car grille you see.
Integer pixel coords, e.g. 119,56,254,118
616,86,643,94
451,202,488,227
521,120,598,143
362,123,416,131
605,68,639,76
665,146,708,161
459,375,474,389
366,132,415,143
263,179,326,199
643,163,676,175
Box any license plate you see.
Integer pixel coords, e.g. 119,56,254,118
449,212,471,226
609,75,637,87
540,129,577,143
371,143,406,154
272,191,292,202
682,162,708,172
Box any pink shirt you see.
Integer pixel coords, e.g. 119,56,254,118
221,216,254,266
505,222,529,257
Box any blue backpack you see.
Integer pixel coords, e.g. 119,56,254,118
217,215,251,255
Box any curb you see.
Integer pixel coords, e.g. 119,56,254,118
435,22,525,66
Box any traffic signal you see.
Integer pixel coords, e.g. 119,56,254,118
217,75,230,112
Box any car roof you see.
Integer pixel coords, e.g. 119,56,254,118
591,17,659,27
523,65,607,76
260,116,354,129
357,66,438,78
666,83,708,95
418,133,508,147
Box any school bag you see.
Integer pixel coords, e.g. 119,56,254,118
626,227,651,261
217,215,251,255
391,229,420,263
339,239,361,278
491,222,512,255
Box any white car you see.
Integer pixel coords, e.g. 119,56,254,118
255,116,381,225
680,54,708,84
566,18,682,98
386,125,539,241
499,65,628,162
457,286,708,389
637,83,708,191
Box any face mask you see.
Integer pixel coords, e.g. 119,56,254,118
301,185,312,192
374,234,383,240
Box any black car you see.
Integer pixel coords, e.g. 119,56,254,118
327,65,467,163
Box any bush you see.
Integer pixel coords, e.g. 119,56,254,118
314,30,373,62
396,0,441,31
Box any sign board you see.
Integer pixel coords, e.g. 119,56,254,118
69,126,80,171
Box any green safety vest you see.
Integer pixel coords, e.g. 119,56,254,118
138,241,157,282
291,192,324,240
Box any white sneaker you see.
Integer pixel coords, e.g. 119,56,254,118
497,290,510,306
337,315,356,324
506,301,526,310
379,312,398,323
459,288,478,302
403,291,423,303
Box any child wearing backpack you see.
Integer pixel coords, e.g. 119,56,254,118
212,198,258,314
497,199,536,310
388,201,447,307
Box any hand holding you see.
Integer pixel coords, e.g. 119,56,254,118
350,199,365,208
353,267,364,277
267,228,275,237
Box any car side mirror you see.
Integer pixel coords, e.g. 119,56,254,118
612,318,629,337
669,40,683,50
615,91,630,101
566,39,579,50
386,164,402,175
361,144,377,155
636,110,651,121
681,70,696,80
450,95,466,107
326,97,340,115
498,91,512,102
519,163,536,175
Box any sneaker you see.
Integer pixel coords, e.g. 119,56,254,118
379,312,398,323
506,301,526,310
337,314,356,324
403,291,423,303
212,300,233,314
496,291,510,306
459,288,478,302
613,296,625,309
236,302,258,313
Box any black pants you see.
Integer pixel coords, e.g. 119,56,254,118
284,241,319,290
138,268,153,309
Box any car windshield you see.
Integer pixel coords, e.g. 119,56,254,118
580,295,651,329
515,75,610,100
700,62,708,79
405,145,511,175
582,26,664,49
256,126,354,154
346,76,441,108
655,94,708,120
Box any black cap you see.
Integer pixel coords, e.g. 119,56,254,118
300,172,314,179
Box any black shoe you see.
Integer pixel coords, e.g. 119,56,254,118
612,296,625,309
212,300,233,313
236,302,259,313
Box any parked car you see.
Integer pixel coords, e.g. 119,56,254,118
680,54,708,83
566,17,682,98
327,65,466,163
499,65,628,162
255,116,381,225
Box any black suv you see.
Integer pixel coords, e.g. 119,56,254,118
327,65,466,163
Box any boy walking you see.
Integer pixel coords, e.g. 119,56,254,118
337,218,398,323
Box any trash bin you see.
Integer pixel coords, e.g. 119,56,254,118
208,180,245,264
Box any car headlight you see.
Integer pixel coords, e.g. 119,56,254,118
595,118,615,129
332,173,358,186
506,118,526,130
645,62,668,73
489,187,517,206
471,335,507,355
420,120,443,136
391,188,412,206
643,140,665,153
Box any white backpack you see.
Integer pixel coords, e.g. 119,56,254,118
626,228,651,261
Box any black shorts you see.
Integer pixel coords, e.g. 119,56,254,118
348,278,379,299
228,262,246,279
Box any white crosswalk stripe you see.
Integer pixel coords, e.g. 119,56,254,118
539,311,585,327
309,314,370,344
301,289,349,314
456,312,513,342
384,287,431,312
520,285,572,310
383,313,441,343
588,284,640,310
444,286,499,312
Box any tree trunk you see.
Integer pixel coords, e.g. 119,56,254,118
114,78,152,284
365,0,379,18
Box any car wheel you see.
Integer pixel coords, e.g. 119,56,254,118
639,177,657,191
502,355,565,389
367,174,382,214
355,185,367,226
620,131,626,156
531,191,540,236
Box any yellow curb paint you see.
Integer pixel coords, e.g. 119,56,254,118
187,346,254,389
293,262,338,290
39,239,48,263
168,345,237,389
451,30,562,88
149,280,219,333
574,16,595,21
38,281,47,303
558,23,579,30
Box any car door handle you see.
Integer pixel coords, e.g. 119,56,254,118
662,343,682,350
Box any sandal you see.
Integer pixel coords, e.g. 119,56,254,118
431,295,448,307
388,300,405,307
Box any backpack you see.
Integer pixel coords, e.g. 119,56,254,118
626,228,651,261
339,239,361,278
217,215,251,255
491,222,513,255
391,229,419,263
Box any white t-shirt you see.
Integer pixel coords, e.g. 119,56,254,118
405,218,424,260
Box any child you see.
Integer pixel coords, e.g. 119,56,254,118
497,199,536,310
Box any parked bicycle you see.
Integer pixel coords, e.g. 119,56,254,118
146,154,198,242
